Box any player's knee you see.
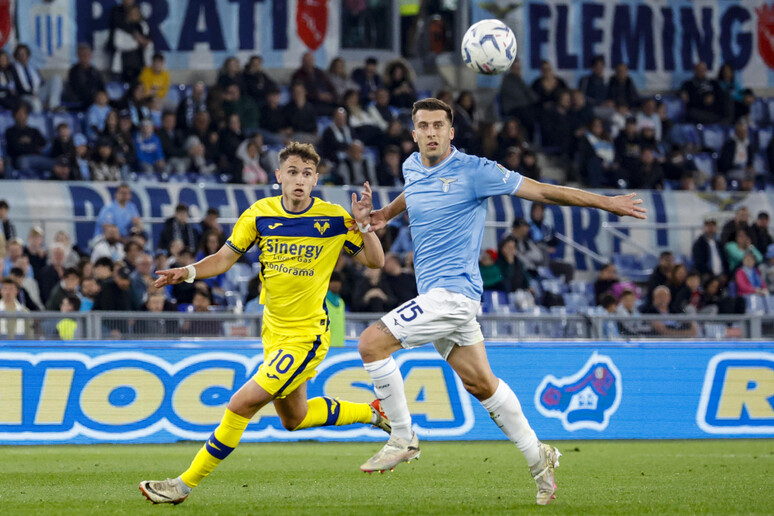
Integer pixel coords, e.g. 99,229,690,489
462,376,498,400
280,415,304,431
358,326,383,361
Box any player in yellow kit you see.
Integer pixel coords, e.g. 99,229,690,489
139,142,387,505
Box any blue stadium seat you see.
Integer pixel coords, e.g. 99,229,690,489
690,153,716,178
754,152,768,174
177,303,193,312
0,110,14,136
758,127,774,150
660,95,684,121
745,294,766,314
106,82,127,101
481,290,510,313
316,116,332,137
50,111,85,135
562,292,590,313
701,124,727,152
613,253,656,283
751,98,769,126
278,85,290,105
766,294,774,314
539,278,566,295
766,98,774,125
670,124,700,147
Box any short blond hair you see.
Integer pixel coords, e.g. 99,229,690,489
279,142,320,167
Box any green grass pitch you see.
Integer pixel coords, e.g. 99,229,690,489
1,440,772,515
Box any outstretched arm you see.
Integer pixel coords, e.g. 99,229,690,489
154,244,241,287
516,178,647,219
368,192,407,232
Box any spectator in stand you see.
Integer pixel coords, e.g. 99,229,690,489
236,132,274,182
66,43,105,111
496,236,531,293
91,223,126,263
182,289,222,336
499,59,538,138
720,206,751,244
176,81,207,133
0,277,32,339
381,253,418,306
78,277,99,312
93,256,114,283
93,264,132,338
451,90,477,152
519,149,541,181
72,134,91,180
200,208,224,237
760,244,774,292
751,212,773,255
352,56,384,105
290,52,337,115
328,57,357,103
480,248,506,291
112,110,137,169
45,267,81,311
616,288,648,336
577,55,607,106
607,62,639,107
578,117,615,187
641,285,698,337
9,266,40,311
134,291,176,335
134,119,165,173
593,262,619,303
0,200,17,241
343,89,382,146
608,101,632,139
123,82,152,128
665,263,688,306
376,145,404,187
159,203,200,253
12,44,63,113
636,98,662,142
692,218,726,279
568,89,594,142
718,119,755,181
4,239,23,277
645,251,674,302
499,146,522,172
24,226,47,276
217,57,245,92
383,119,415,160
237,139,269,185
123,240,143,272
352,267,393,312
365,87,393,132
320,107,353,165
223,83,259,133
243,55,276,108
138,53,170,100
716,63,745,122
110,4,150,83
218,113,244,171
639,125,664,157
94,184,141,240
531,60,568,109
257,88,289,145
129,251,154,310
497,118,527,156
630,148,664,190
181,136,218,178
0,50,19,110
509,218,544,278
598,294,620,338
51,122,76,162
539,89,573,157
6,103,52,176
614,117,641,178
735,251,768,296
89,137,122,181
37,243,68,305
725,227,762,272
157,111,186,173
187,110,219,164
680,61,722,124
283,83,318,142
49,155,79,181
384,59,417,109
334,140,377,185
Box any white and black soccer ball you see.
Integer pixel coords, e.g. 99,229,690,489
461,19,517,75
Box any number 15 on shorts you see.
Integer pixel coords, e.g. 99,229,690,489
396,299,424,322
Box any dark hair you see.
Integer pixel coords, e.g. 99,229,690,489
152,52,164,61
330,271,343,283
1,277,17,287
175,203,189,213
411,98,453,125
9,267,23,277
94,257,114,269
365,57,378,65
63,267,80,279
279,141,321,167
124,240,143,254
206,207,220,216
590,55,605,68
63,292,81,311
600,293,617,309
0,199,7,210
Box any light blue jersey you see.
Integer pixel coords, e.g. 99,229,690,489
402,147,524,300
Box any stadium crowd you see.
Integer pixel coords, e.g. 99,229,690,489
1,1,774,339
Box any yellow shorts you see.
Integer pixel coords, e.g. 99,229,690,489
254,328,330,399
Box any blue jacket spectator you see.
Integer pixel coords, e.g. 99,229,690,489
93,183,141,239
134,120,165,172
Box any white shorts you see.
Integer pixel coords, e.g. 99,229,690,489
381,288,484,360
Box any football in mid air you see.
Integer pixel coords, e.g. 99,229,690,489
461,19,517,75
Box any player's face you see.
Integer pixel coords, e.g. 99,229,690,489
276,155,319,203
412,109,454,166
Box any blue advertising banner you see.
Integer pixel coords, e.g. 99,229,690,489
1,181,773,272
1,341,772,444
475,1,774,91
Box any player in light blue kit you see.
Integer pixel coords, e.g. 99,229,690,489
358,98,647,505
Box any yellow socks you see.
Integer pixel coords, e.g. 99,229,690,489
293,397,372,430
180,409,250,488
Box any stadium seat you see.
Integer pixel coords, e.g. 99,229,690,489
766,294,774,314
670,124,700,147
224,262,253,298
660,95,685,121
751,98,769,126
613,253,656,283
690,153,716,178
701,124,727,152
744,294,766,314
481,290,510,313
757,127,774,150
562,292,590,313
51,111,85,135
766,98,774,125
278,85,290,105
0,110,15,136
753,152,767,174
316,116,332,137
27,113,50,140
539,278,565,295
702,323,726,339
106,82,127,101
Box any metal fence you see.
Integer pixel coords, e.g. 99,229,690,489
1,311,773,342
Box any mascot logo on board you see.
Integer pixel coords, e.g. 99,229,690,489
535,352,622,431
757,4,774,69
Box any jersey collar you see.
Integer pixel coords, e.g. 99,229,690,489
415,146,458,173
281,196,315,215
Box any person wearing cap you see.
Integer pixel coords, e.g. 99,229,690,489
692,217,726,279
751,211,773,256
134,118,166,173
45,267,82,311
159,203,200,253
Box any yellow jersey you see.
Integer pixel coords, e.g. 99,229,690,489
226,196,363,336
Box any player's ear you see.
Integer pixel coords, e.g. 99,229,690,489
412,129,416,142
313,171,319,186
449,127,455,140
274,168,281,183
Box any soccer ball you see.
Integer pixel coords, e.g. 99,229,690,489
461,19,517,75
